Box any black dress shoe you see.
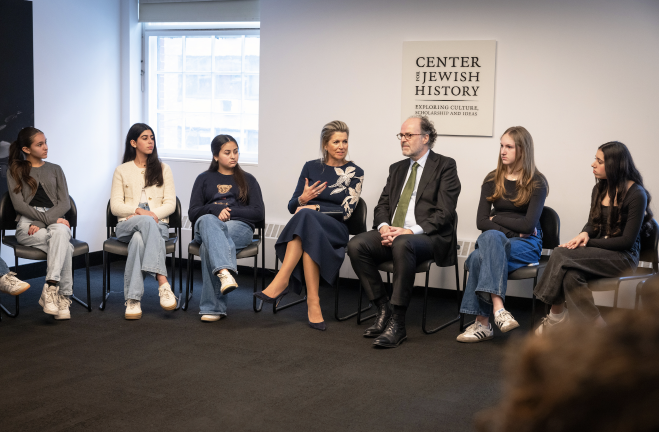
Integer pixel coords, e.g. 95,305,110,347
372,319,407,348
363,303,392,338
253,287,290,304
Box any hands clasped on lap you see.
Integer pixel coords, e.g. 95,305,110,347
28,218,70,236
379,225,413,247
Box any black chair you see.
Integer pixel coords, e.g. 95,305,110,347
273,198,373,321
183,219,266,313
363,214,461,334
99,198,182,310
590,219,658,308
460,206,561,331
0,193,91,318
635,273,659,309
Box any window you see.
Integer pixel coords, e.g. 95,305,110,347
145,25,260,163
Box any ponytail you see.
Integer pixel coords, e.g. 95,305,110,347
8,127,41,194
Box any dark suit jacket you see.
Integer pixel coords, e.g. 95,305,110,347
373,150,461,266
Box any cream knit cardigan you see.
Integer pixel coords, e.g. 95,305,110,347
110,161,176,223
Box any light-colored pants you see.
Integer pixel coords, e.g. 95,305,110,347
15,209,74,295
115,214,169,301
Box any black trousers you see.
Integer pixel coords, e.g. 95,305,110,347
533,246,637,322
347,230,434,308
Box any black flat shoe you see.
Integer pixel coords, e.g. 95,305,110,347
363,303,392,338
373,319,407,348
308,320,326,331
253,287,290,304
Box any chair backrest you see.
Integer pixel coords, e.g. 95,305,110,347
0,192,78,232
640,219,659,271
106,197,182,236
539,206,561,250
346,198,367,236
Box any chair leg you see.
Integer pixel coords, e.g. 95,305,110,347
272,257,306,313
183,254,193,311
172,251,181,311
422,269,460,335
71,253,91,311
531,276,538,329
100,251,111,310
253,254,263,313
335,277,373,322
357,282,377,324
460,269,475,332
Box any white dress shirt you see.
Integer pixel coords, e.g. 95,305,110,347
378,149,430,235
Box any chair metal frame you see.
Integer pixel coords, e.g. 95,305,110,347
183,220,266,313
0,193,91,319
273,198,373,320
99,198,182,311
459,206,561,332
362,214,461,334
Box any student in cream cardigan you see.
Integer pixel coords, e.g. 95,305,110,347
110,123,176,319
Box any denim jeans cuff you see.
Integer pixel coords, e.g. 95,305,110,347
125,295,142,301
198,312,227,316
213,266,237,275
460,308,490,317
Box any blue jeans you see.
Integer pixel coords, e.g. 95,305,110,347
194,215,254,315
115,205,170,301
15,208,74,295
0,257,10,276
460,229,542,317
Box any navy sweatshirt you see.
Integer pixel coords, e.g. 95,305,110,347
188,170,265,230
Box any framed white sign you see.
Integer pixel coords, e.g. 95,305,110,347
401,41,497,136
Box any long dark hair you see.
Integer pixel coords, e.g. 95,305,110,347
589,141,653,237
207,134,249,204
8,127,42,194
122,123,163,188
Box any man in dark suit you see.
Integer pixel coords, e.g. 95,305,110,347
347,116,460,348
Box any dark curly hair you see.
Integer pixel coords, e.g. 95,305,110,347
410,115,438,148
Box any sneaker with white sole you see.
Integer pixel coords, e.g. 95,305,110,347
0,272,30,296
201,314,222,322
38,284,60,315
535,309,569,335
158,283,177,310
54,293,72,320
494,309,520,333
218,272,238,295
456,321,494,343
125,299,142,319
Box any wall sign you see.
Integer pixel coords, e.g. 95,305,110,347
401,41,497,136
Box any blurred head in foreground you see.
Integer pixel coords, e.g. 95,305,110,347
476,276,659,432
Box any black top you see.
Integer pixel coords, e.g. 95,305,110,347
29,183,54,208
188,171,265,230
476,174,547,238
288,160,364,222
582,183,647,257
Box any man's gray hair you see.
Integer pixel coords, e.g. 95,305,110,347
409,115,438,149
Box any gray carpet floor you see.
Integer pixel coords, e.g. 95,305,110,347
0,262,535,432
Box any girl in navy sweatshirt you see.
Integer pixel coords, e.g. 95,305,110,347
188,135,264,321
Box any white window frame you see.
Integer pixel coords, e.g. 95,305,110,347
144,23,260,165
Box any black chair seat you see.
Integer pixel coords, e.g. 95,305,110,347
589,268,654,292
2,236,90,259
103,236,178,256
187,239,260,260
507,256,549,280
377,259,434,274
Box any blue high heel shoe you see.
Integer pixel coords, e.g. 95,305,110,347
253,287,290,304
308,320,326,331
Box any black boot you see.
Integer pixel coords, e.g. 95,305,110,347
373,308,407,348
363,300,392,338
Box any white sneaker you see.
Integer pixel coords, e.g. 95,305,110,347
494,309,520,333
456,321,494,343
218,271,238,295
38,284,60,315
0,272,30,295
201,314,222,322
535,309,569,335
54,293,72,320
158,283,177,310
125,299,142,319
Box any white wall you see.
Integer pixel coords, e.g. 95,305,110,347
0,0,122,268
163,0,659,303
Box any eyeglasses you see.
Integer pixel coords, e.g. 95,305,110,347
396,133,425,141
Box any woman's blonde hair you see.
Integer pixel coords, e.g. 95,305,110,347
485,126,547,206
319,120,349,164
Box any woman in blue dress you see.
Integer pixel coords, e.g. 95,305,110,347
255,120,364,331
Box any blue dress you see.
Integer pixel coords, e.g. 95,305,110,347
276,160,364,294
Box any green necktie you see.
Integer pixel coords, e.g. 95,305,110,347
392,162,419,228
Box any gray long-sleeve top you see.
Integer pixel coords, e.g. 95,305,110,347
476,174,547,237
6,161,70,228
